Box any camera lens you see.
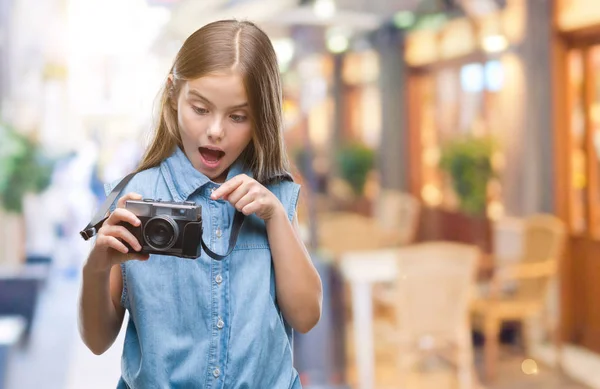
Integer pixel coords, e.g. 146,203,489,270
144,216,178,251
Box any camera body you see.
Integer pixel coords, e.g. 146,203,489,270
120,198,203,259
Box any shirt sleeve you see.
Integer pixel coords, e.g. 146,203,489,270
103,177,130,309
272,180,301,222
103,179,121,213
103,174,138,214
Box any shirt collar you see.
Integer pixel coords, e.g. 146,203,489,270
225,157,247,181
161,146,249,201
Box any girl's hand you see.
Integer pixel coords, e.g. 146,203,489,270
88,192,149,273
210,174,285,221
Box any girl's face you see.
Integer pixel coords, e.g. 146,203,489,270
174,71,253,183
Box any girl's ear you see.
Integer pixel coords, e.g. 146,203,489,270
167,74,178,111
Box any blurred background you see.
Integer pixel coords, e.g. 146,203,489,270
1,0,599,388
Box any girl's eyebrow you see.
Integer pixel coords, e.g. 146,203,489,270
188,89,248,109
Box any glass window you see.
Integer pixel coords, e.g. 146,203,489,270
417,60,506,213
460,63,484,93
568,49,588,234
589,45,600,237
484,60,504,92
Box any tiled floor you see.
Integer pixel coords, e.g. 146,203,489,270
342,347,588,389
343,324,589,389
482,355,586,389
3,268,126,389
3,268,592,389
4,271,79,389
344,357,586,389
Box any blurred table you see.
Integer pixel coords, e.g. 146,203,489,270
339,249,398,389
0,264,48,343
339,246,493,389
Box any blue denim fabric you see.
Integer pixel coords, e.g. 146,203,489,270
105,147,302,389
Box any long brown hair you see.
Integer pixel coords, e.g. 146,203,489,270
137,20,290,183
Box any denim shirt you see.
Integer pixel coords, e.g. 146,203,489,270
104,147,302,389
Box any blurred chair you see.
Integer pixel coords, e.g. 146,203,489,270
389,242,480,389
475,217,525,307
370,190,422,319
323,176,357,214
316,190,422,332
316,189,421,259
471,214,566,381
373,189,421,247
316,212,388,259
491,217,525,267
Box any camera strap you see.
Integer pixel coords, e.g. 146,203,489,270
203,210,245,260
79,173,246,261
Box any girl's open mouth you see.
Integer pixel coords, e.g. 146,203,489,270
198,147,225,168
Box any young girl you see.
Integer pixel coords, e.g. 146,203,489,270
78,20,322,389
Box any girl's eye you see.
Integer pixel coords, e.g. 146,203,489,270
192,106,208,115
230,114,247,123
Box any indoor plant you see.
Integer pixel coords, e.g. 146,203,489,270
439,135,497,216
0,122,54,213
335,142,375,214
0,121,54,265
336,142,375,198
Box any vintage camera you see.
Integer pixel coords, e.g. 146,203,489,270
120,199,203,259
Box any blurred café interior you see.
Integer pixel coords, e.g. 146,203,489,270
2,0,600,388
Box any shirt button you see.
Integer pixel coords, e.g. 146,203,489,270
215,274,223,284
217,318,224,329
216,227,222,238
213,368,220,378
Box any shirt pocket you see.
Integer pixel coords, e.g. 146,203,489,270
233,214,270,250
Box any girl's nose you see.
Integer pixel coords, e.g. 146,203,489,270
206,118,224,141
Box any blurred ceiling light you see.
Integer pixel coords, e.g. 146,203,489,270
272,38,295,72
327,35,349,54
393,11,415,29
313,0,336,19
326,27,350,54
482,34,508,53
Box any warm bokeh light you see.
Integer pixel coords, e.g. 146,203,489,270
521,359,539,375
482,34,509,53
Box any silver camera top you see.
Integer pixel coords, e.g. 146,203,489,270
125,199,201,221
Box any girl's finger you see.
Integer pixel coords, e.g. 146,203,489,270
101,235,129,254
226,183,251,206
105,208,141,228
211,174,246,200
102,225,142,252
241,201,261,216
117,192,143,209
233,192,256,213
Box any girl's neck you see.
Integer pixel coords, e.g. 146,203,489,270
212,168,229,184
